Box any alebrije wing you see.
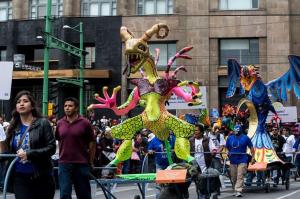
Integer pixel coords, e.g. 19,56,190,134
226,59,241,98
184,114,199,125
266,55,300,102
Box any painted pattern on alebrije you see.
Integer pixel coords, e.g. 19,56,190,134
174,137,192,161
111,115,143,139
115,140,133,162
141,109,170,140
141,95,195,140
165,114,195,138
141,96,171,140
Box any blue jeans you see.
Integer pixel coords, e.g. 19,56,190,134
245,171,265,186
58,163,91,199
295,158,300,175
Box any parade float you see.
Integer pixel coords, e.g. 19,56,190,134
226,56,300,191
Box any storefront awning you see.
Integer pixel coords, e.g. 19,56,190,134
12,69,111,79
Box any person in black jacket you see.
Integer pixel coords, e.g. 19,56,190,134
0,90,56,199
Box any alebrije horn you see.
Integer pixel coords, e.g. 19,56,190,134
120,26,134,42
141,23,169,42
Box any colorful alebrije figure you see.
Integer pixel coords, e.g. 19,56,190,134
221,104,236,117
226,55,300,168
88,23,201,167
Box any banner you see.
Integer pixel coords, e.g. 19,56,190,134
166,86,207,110
0,62,14,100
266,103,297,123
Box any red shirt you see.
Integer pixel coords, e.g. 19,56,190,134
56,116,95,164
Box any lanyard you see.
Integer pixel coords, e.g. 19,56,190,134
17,125,30,150
231,136,240,149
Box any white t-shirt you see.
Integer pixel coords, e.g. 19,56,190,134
100,118,108,126
194,138,216,172
208,133,226,158
0,124,6,142
51,140,59,160
283,135,296,158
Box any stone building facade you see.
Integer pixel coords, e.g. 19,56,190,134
1,0,299,118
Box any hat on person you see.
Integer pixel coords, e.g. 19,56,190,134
148,133,155,142
2,122,9,128
212,122,221,132
105,126,112,132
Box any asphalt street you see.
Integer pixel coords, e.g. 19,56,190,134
1,179,300,198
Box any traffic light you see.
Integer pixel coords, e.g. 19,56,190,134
48,102,54,116
48,102,58,116
49,81,59,116
49,81,59,100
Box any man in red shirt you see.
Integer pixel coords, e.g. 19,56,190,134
56,97,96,199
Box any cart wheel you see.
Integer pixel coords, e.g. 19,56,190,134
265,183,270,193
212,194,218,199
134,195,141,199
285,180,290,190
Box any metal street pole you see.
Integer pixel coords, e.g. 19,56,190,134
79,22,84,115
42,0,52,115
41,0,86,116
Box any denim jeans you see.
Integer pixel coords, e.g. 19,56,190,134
14,172,55,199
58,163,91,199
295,158,300,176
245,171,265,186
0,160,8,188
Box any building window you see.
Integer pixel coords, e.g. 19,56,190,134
137,0,173,15
81,0,116,16
0,1,12,21
149,43,176,69
0,49,7,61
220,39,259,65
85,47,95,68
219,0,258,10
30,0,63,19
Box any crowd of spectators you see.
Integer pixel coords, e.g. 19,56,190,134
2,109,300,198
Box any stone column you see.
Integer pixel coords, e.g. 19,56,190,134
64,0,81,16
12,0,29,19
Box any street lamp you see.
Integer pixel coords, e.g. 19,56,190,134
41,0,86,116
63,22,84,115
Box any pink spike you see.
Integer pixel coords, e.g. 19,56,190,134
155,48,160,65
95,95,106,103
181,46,193,53
178,55,192,59
171,66,187,78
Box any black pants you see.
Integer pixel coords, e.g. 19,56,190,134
13,172,55,199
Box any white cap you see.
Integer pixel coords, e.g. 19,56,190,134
2,122,9,128
148,133,155,142
105,126,112,132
